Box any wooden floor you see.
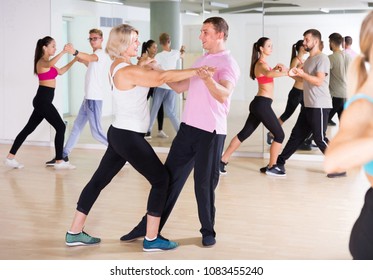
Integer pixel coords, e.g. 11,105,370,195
0,143,368,260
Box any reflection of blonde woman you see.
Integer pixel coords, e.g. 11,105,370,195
220,37,288,176
65,24,210,252
324,11,373,259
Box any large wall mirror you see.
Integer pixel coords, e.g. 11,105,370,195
53,0,368,160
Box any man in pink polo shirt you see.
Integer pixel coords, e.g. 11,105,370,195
121,16,240,247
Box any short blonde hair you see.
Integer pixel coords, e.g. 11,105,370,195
89,28,103,37
105,24,138,60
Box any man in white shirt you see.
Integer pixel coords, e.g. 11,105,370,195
145,32,185,139
46,28,110,166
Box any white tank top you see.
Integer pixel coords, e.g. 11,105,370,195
110,62,150,133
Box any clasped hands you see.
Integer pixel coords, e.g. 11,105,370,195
196,66,216,80
288,67,304,77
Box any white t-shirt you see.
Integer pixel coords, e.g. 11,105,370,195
155,49,181,90
85,48,111,100
110,62,150,133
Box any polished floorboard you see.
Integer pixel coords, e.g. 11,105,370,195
0,144,368,260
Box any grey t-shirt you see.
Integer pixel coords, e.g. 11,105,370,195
328,51,351,98
303,53,332,108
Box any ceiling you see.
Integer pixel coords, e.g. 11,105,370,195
88,0,373,15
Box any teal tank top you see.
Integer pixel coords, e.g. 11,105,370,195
344,93,373,175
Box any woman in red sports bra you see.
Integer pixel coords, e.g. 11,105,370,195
220,37,289,177
267,40,308,147
4,36,77,169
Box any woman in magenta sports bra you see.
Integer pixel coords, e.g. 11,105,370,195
220,37,289,176
325,11,373,260
4,36,77,169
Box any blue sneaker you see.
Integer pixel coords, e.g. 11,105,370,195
143,235,178,252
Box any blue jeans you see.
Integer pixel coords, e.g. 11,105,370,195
148,87,180,133
63,99,108,157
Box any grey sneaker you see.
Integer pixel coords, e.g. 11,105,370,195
65,231,101,247
4,158,24,169
143,235,178,252
266,165,286,177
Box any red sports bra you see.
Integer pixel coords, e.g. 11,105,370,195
257,75,274,84
38,67,58,81
256,60,274,84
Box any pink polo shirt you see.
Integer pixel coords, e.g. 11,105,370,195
182,50,240,134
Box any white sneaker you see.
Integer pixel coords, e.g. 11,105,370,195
54,161,76,170
157,130,169,138
4,158,24,169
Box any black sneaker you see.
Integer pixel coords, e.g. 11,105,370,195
266,132,274,145
202,235,216,247
327,171,347,178
120,225,146,242
266,165,286,177
219,161,228,175
260,165,269,173
45,156,69,166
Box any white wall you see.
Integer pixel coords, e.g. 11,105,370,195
0,0,51,144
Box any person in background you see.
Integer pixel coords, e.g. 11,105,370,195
45,28,110,166
324,11,373,260
220,37,288,177
267,40,309,149
141,39,165,139
343,35,358,59
4,36,76,170
276,29,345,178
327,32,352,126
65,23,212,251
145,33,185,139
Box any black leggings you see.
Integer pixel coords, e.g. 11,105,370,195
349,187,373,260
279,87,304,122
9,86,66,160
76,125,169,217
237,96,285,144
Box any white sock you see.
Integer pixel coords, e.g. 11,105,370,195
145,236,157,241
67,230,81,235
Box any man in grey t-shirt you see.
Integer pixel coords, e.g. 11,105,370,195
327,32,352,126
276,29,345,178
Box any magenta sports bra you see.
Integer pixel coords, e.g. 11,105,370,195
38,67,58,81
